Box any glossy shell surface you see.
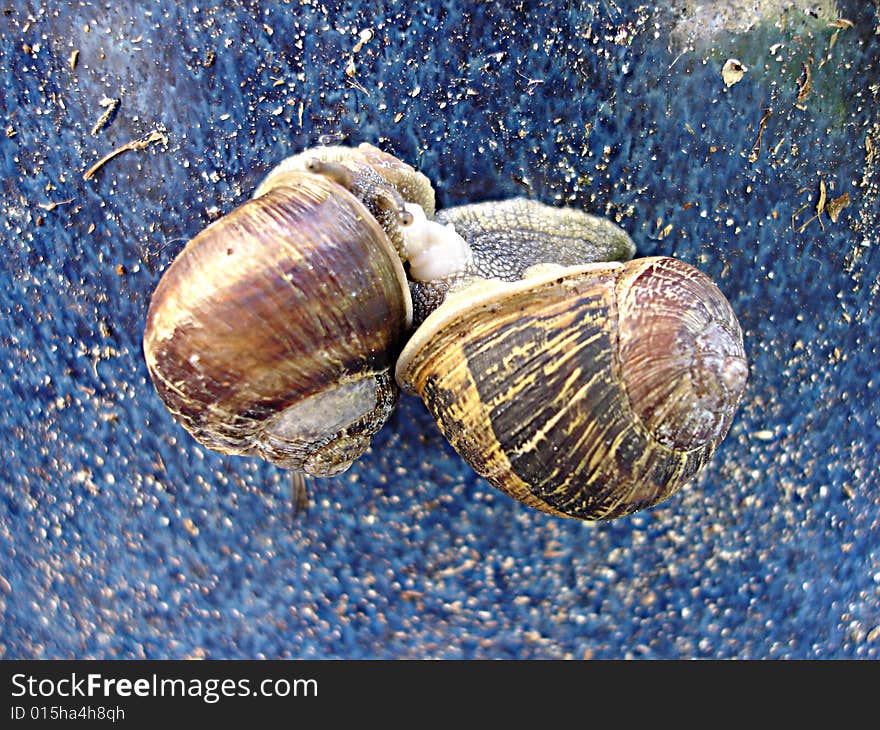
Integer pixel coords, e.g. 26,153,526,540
396,256,748,520
143,171,411,476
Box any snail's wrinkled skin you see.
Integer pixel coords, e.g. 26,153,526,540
408,197,636,326
254,143,436,259
396,256,748,520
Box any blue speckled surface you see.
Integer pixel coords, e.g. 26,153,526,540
1,0,878,659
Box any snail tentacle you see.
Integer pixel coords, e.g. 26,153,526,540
303,157,355,190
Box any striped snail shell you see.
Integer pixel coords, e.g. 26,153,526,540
143,144,437,477
396,255,748,520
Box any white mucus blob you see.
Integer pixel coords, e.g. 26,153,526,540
401,203,471,282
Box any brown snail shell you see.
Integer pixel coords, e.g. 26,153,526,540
395,256,748,520
143,145,432,477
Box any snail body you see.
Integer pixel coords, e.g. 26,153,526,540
396,256,748,520
408,197,636,326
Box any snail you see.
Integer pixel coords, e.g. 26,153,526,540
142,143,637,480
143,142,747,522
143,143,440,476
396,253,748,520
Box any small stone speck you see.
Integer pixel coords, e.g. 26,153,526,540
721,58,747,87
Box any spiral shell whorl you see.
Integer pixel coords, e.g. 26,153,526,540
616,257,748,452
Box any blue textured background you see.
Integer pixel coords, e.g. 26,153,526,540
1,0,878,659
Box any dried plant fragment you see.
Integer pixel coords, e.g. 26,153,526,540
748,108,773,163
797,61,813,105
83,129,168,181
38,198,74,211
816,179,827,218
91,97,120,136
826,192,850,223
